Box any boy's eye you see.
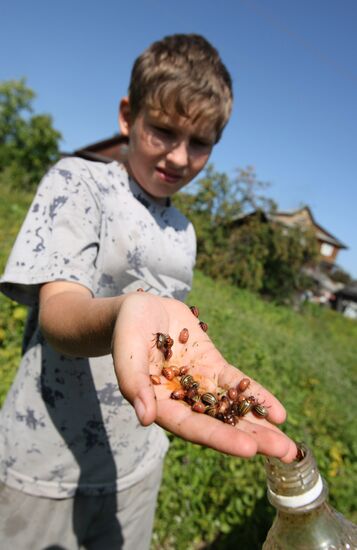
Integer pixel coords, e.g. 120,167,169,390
191,138,212,149
152,125,174,137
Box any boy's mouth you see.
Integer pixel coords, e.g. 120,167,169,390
156,166,183,183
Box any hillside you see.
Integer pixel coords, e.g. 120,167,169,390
0,188,356,549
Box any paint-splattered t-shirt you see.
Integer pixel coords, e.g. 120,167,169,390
0,157,196,498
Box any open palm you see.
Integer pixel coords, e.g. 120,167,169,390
112,292,297,462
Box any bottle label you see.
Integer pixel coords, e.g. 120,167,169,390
267,474,323,508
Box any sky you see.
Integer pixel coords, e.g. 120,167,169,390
1,0,357,278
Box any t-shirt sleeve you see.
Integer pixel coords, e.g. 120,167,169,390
0,157,102,306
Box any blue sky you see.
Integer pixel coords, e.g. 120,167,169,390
2,0,357,278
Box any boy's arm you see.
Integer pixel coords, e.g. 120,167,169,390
39,280,297,462
39,280,124,357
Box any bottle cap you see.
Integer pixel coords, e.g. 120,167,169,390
267,473,323,508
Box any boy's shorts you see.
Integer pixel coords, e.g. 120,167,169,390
0,459,163,550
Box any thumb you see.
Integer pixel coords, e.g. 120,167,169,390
112,336,157,427
132,379,158,426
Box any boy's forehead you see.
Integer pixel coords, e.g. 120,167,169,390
146,107,217,139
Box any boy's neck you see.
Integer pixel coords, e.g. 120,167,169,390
127,168,170,207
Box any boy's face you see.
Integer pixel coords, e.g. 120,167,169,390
119,98,216,204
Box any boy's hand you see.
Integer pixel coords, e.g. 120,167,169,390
112,292,297,463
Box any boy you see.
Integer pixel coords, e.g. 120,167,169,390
0,34,296,549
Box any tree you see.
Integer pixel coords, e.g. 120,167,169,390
174,164,274,270
174,164,318,303
261,222,318,301
0,78,61,190
175,164,274,219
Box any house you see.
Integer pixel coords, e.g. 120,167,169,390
258,206,355,315
231,206,347,267
269,208,350,303
70,134,129,164
230,206,348,303
270,206,347,266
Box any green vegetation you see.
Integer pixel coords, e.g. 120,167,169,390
1,191,356,549
0,79,61,191
0,187,32,404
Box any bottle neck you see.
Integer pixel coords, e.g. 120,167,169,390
265,443,328,514
263,444,357,549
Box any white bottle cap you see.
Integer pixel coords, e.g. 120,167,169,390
267,474,323,509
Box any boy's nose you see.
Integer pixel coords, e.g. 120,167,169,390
166,140,189,168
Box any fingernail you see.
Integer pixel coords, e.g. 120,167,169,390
134,397,146,423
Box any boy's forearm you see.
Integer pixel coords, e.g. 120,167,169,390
39,287,126,357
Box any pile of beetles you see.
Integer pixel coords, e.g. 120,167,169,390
150,305,269,426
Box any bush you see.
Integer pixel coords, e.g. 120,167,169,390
0,295,27,405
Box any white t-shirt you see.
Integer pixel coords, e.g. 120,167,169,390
0,157,196,498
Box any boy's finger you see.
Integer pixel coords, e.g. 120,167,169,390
132,378,158,426
239,419,297,460
155,395,296,459
117,367,157,426
155,399,258,457
112,328,157,426
279,439,299,463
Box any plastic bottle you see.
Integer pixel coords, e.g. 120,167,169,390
263,443,357,549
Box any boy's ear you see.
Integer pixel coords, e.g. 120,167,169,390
118,97,131,136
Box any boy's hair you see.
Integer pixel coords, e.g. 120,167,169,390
128,34,233,143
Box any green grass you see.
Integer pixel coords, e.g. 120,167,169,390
1,188,356,549
0,187,33,271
